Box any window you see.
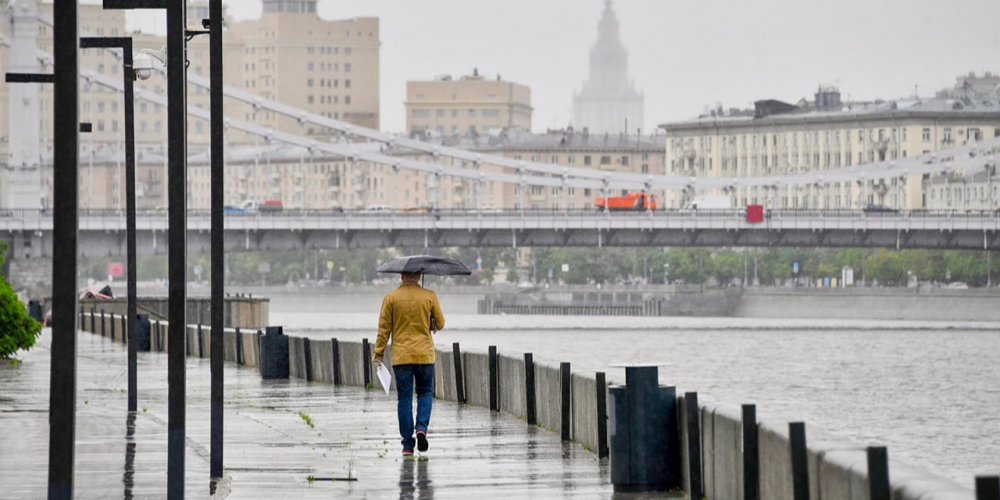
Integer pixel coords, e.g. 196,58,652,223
98,102,105,113
308,96,314,104
307,79,314,87
345,63,352,72
308,62,314,71
600,156,611,165
345,96,351,105
584,156,592,166
468,109,476,118
858,130,864,143
943,128,954,142
345,48,352,55
345,80,351,88
452,110,459,118
641,164,649,174
922,128,931,142
412,109,430,118
436,109,444,118
621,156,629,166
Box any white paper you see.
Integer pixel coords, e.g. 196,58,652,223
376,361,392,395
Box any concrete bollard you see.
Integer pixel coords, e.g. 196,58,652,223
258,326,289,380
28,300,43,323
608,365,682,493
90,308,96,333
790,422,809,500
100,309,106,336
135,315,151,352
742,404,760,500
867,446,890,500
977,476,1000,500
110,313,116,342
684,392,704,500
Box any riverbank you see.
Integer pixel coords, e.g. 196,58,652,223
124,283,1000,322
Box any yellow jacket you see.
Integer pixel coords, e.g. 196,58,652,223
374,282,445,366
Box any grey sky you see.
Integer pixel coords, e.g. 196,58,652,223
123,0,1000,134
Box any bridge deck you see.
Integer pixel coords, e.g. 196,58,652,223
0,332,612,498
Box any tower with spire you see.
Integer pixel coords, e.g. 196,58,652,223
572,0,645,135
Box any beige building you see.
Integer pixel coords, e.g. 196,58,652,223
405,70,532,137
37,129,666,211
660,86,1000,210
1,0,381,208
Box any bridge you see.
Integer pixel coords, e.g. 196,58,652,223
3,209,999,257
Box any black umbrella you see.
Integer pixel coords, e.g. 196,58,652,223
377,255,472,276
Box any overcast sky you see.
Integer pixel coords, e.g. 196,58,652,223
122,0,1000,134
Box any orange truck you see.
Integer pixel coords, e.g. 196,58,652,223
594,192,657,211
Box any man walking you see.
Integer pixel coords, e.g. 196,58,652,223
373,271,446,456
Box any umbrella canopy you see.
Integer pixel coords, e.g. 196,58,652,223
377,255,472,276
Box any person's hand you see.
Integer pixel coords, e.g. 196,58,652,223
372,354,384,366
430,317,438,334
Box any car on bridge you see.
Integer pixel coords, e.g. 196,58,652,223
863,204,899,214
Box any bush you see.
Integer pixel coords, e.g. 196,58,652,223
0,244,42,358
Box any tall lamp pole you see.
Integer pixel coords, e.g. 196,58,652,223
79,36,138,413
208,0,226,480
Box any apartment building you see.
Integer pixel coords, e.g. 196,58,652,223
406,70,532,137
660,86,1000,210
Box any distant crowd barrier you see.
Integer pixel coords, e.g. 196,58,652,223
78,309,998,500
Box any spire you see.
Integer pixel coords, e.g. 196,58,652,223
597,0,620,46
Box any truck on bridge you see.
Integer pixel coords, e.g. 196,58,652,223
594,192,657,211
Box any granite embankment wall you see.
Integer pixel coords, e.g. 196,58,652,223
78,310,981,499
735,287,1000,321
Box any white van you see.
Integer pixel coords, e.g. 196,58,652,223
681,196,732,211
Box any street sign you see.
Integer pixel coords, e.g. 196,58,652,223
561,263,569,272
258,262,271,273
326,261,334,270
793,261,799,275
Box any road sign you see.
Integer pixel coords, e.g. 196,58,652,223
793,261,799,275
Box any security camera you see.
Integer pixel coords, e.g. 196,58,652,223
133,52,155,80
201,18,210,29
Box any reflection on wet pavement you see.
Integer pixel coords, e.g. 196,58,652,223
0,331,611,498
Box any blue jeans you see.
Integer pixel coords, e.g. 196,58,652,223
393,364,434,451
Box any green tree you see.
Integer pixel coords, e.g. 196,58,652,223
0,242,43,358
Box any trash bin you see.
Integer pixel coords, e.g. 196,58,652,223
259,326,289,380
608,364,682,493
28,300,43,323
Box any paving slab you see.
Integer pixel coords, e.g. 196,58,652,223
0,331,616,498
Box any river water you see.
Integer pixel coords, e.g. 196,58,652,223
267,292,1000,489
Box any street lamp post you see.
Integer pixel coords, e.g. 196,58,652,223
79,36,139,414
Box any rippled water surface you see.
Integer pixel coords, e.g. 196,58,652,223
267,293,1000,488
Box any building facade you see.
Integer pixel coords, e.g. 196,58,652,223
405,70,532,137
660,87,1000,210
37,129,666,211
1,0,380,207
572,0,644,135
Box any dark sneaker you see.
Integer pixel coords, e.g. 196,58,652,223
402,449,414,457
416,431,428,452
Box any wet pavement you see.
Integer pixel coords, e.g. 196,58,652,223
0,331,616,498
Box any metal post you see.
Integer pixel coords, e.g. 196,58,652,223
684,392,703,499
560,362,571,441
595,372,608,458
122,38,138,414
524,353,536,425
331,338,341,384
742,404,759,500
453,342,465,403
209,0,225,479
867,446,891,500
48,0,80,496
488,345,498,411
166,0,188,496
976,476,1000,500
789,422,809,500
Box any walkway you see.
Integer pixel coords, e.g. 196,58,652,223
0,331,613,498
